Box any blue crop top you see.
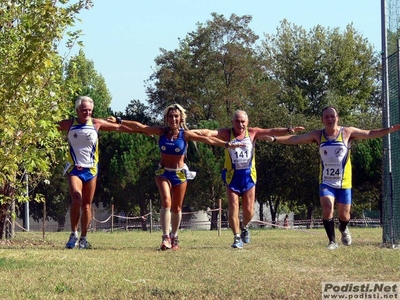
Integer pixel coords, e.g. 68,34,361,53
158,128,187,155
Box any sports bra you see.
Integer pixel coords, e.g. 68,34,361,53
158,128,187,155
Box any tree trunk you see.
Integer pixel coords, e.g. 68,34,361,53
140,205,147,231
268,201,276,229
307,205,314,229
57,215,66,232
0,183,15,239
210,210,218,230
0,203,11,239
259,201,265,228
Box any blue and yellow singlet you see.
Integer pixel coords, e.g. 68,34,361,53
222,128,257,186
67,117,99,168
319,127,351,189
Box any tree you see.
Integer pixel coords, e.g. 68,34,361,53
184,120,227,229
64,49,112,118
262,19,380,116
146,13,268,125
29,154,69,231
107,133,158,224
0,0,93,238
95,100,158,227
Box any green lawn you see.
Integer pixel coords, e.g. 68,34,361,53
0,228,398,300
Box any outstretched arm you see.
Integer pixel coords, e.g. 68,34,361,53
253,126,305,139
185,130,243,148
106,116,162,136
347,124,400,141
259,130,320,145
56,119,72,132
94,118,132,132
192,128,220,137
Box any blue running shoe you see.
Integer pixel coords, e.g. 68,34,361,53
65,233,78,249
231,236,243,249
240,228,250,244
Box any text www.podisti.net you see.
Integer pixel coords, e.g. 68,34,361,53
322,282,399,299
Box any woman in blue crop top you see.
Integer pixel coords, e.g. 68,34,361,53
107,103,242,251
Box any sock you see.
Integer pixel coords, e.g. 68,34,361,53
339,219,349,232
171,211,182,236
72,231,78,237
234,233,240,238
160,207,171,236
323,218,335,243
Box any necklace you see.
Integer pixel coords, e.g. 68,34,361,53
168,128,179,135
168,128,179,141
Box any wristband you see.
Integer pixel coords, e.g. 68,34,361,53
224,141,230,148
116,117,122,125
287,126,294,134
272,136,276,142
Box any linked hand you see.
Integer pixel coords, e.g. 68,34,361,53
257,135,276,142
106,116,116,123
289,126,306,134
227,140,246,148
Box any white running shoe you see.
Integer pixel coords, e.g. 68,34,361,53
327,241,339,250
339,227,352,246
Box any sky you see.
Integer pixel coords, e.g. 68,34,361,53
62,0,382,113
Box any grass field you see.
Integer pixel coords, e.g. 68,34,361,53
0,227,399,300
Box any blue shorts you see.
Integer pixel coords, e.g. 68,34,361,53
319,184,352,205
222,168,256,195
155,166,187,186
66,165,98,183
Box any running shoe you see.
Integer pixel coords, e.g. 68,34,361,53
327,241,339,250
339,227,352,246
231,236,243,249
171,236,180,250
79,237,91,249
65,233,78,249
160,235,171,251
240,228,250,244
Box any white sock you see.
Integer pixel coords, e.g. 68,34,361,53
160,207,171,236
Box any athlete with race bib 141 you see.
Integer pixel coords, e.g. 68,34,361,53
196,110,305,249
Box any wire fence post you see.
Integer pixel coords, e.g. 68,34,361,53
92,207,96,232
149,199,153,233
111,204,114,233
42,200,46,240
218,199,222,237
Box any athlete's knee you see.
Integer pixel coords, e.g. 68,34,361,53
81,202,92,213
338,210,350,221
70,196,82,208
171,206,182,214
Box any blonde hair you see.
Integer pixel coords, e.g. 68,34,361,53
163,103,189,130
75,96,94,110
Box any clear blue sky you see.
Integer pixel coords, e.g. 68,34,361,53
62,0,382,113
